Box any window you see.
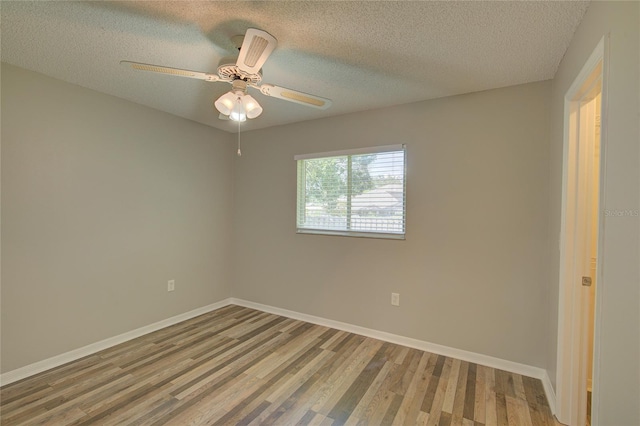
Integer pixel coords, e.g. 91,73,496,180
295,145,406,239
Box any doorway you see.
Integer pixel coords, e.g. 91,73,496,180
556,37,607,426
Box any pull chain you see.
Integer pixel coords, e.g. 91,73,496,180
237,115,242,157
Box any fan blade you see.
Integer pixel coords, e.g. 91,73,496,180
219,113,230,121
120,61,221,82
259,84,332,109
236,29,277,75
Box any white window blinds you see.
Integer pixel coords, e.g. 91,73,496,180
295,145,406,239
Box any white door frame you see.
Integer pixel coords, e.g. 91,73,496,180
556,35,609,426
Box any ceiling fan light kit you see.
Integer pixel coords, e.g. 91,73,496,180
122,28,332,124
214,80,263,122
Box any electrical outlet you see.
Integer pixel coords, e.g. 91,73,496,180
391,293,400,306
168,280,175,292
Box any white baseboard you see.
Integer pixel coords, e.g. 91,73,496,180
230,297,557,415
1,296,557,417
0,298,232,386
541,370,557,416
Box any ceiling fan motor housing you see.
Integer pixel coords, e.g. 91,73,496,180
217,56,262,84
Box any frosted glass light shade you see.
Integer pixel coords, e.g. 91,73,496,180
214,92,236,116
242,94,263,119
230,96,247,122
214,91,263,122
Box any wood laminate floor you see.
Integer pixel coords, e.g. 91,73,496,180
0,305,557,425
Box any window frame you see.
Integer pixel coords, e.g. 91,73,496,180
295,144,406,240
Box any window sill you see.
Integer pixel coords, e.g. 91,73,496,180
296,228,405,240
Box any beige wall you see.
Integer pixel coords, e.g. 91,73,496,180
1,64,234,372
233,81,551,368
547,1,639,424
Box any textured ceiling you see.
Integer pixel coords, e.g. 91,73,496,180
1,1,589,132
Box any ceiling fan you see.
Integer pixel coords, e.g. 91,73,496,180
121,28,332,122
